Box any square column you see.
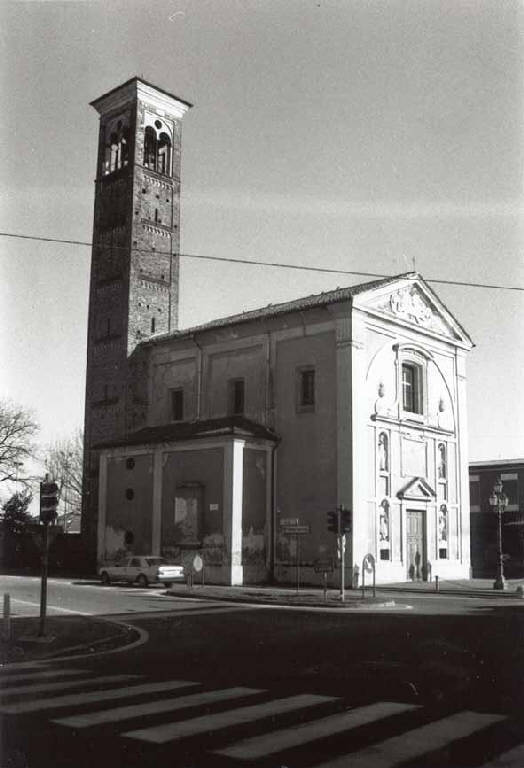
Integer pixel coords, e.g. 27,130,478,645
223,439,245,585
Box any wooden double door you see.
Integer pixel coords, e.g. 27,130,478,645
407,509,426,581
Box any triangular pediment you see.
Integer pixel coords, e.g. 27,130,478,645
397,476,436,501
353,274,473,347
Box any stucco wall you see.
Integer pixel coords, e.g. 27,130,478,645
274,330,338,570
160,447,224,566
104,453,153,559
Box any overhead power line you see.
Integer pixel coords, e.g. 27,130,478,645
1,229,523,293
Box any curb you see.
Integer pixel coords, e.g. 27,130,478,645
165,588,398,610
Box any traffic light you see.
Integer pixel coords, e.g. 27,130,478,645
40,478,59,524
327,510,339,533
340,507,352,534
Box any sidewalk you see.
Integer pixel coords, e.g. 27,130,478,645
166,577,524,606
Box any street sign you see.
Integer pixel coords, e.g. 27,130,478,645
281,525,310,535
280,518,299,527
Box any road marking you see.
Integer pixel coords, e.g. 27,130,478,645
9,598,92,616
311,711,506,768
479,743,524,767
215,701,420,760
0,669,87,684
0,674,138,698
123,693,337,744
52,686,262,728
0,679,198,715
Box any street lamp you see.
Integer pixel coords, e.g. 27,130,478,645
489,476,509,591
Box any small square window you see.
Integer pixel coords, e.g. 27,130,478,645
380,549,390,561
439,548,448,559
298,368,315,410
171,388,184,421
229,378,245,416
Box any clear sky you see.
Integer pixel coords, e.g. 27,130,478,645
1,0,523,466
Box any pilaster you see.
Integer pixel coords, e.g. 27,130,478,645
223,439,245,585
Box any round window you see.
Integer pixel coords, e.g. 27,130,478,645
125,488,134,501
126,458,135,470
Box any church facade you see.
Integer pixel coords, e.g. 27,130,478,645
82,78,474,585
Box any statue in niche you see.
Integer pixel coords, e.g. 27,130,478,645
438,505,448,542
438,443,447,479
379,501,390,542
378,432,388,472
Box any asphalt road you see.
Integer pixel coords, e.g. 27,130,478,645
1,576,524,768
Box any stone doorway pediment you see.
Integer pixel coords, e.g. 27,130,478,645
397,476,436,501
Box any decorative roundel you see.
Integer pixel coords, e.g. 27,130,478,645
125,488,135,501
126,457,135,470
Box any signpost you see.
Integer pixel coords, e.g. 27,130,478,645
39,475,59,637
314,558,334,601
326,506,352,602
280,518,310,593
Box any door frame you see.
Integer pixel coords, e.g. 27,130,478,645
406,507,427,581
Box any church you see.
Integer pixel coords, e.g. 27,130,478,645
82,77,474,586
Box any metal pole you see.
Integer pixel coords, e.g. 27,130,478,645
494,507,506,590
296,534,300,594
38,523,49,637
340,533,346,602
323,571,327,601
3,594,11,641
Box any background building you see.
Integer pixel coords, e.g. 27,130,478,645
83,79,474,585
469,459,524,578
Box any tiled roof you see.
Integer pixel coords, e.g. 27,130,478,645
146,271,419,345
94,416,279,450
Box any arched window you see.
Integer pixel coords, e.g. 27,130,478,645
157,133,171,175
143,126,157,171
103,119,129,176
143,119,172,176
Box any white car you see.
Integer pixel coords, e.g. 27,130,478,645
99,556,184,587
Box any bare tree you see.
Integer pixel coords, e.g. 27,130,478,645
0,399,39,485
44,429,83,530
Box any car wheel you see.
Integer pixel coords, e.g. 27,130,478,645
163,581,173,588
137,574,148,588
101,571,110,586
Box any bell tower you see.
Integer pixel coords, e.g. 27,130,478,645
82,78,191,564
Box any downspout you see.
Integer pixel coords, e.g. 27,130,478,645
192,333,203,420
270,441,277,583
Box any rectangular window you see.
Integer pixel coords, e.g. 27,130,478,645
402,363,422,414
299,368,315,409
469,475,480,512
229,378,245,416
171,388,184,421
501,473,519,512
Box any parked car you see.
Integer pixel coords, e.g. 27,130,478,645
99,556,184,587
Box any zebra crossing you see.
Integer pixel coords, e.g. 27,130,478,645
0,664,521,767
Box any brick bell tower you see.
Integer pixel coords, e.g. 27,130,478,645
82,78,192,565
